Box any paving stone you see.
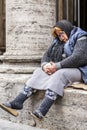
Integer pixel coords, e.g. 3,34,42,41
0,119,47,130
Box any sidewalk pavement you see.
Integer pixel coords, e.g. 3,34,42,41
0,119,47,130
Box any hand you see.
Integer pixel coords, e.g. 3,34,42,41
43,63,52,74
43,62,57,75
49,62,57,74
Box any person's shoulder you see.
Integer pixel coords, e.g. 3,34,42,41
77,36,87,41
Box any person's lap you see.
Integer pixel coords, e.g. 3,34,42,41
26,67,82,96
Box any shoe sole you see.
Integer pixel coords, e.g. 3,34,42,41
30,112,43,121
0,104,19,117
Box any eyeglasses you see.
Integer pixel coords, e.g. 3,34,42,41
58,31,65,38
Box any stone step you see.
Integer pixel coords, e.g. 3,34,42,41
0,63,37,74
0,119,47,130
0,72,87,130
0,88,87,130
0,55,41,63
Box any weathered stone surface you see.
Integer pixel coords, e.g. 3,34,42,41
0,119,47,130
0,62,38,74
5,0,56,58
0,71,87,130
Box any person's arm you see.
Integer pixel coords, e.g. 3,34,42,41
41,50,51,68
56,39,87,69
41,38,58,68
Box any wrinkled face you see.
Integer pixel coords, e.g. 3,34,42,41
55,27,68,42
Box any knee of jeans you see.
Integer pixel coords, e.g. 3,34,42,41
45,89,58,100
24,85,33,92
56,69,69,79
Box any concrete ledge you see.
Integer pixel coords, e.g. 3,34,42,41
0,55,41,63
30,89,87,130
0,119,47,130
0,82,87,130
0,71,87,130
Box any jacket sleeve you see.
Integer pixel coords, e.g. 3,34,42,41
41,38,58,67
41,44,53,67
56,39,87,69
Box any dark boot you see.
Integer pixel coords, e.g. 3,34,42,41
3,86,35,110
3,93,28,110
32,97,54,119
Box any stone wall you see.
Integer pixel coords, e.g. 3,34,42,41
5,0,56,58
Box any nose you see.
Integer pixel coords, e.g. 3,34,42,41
59,35,65,41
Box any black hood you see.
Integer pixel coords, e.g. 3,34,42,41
55,19,74,38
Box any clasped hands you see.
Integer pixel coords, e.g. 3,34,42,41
42,62,57,75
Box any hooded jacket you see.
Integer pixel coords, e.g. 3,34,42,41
41,20,87,84
54,19,74,38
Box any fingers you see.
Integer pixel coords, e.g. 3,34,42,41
42,62,57,75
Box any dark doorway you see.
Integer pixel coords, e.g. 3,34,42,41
0,0,5,55
72,0,87,31
56,0,87,31
80,0,87,31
